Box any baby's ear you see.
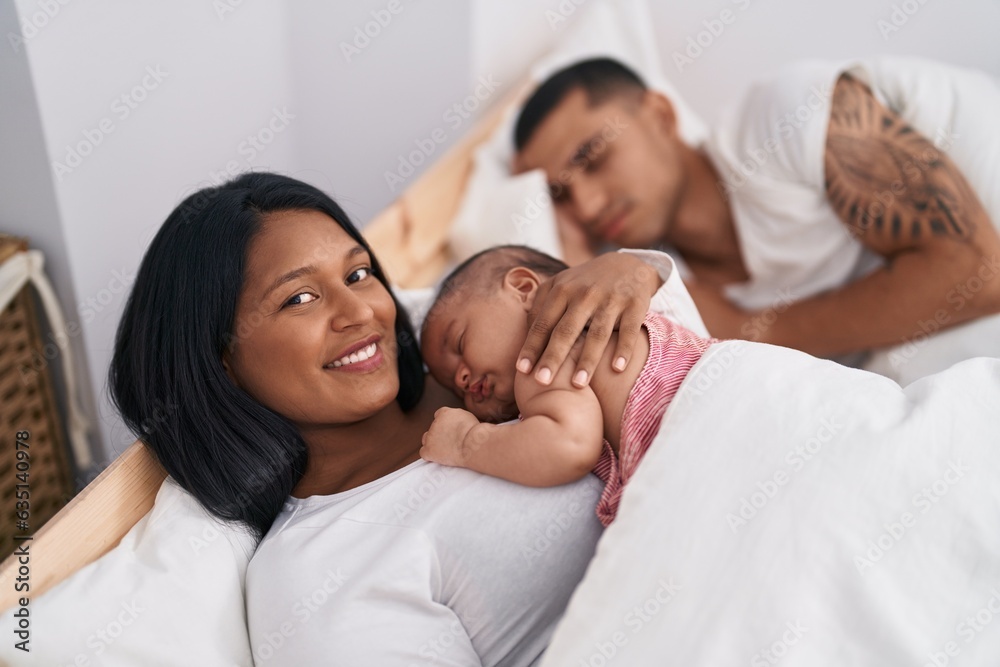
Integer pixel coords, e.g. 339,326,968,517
503,267,540,309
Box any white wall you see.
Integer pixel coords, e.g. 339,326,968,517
4,0,998,469
12,0,298,467
0,0,99,480
472,0,1000,125
646,0,1000,124
6,0,479,468
286,0,475,226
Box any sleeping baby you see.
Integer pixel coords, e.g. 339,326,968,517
419,245,717,526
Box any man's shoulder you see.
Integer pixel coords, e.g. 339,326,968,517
709,59,850,193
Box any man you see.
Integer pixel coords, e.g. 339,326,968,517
512,57,1000,386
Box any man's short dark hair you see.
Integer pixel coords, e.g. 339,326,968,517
514,57,647,151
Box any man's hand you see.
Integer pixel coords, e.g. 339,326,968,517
420,407,480,468
517,252,661,388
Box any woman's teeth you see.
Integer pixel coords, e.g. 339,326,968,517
330,342,377,368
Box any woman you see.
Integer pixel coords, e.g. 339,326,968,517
109,172,668,665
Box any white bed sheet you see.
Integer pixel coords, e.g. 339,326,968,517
542,342,1000,666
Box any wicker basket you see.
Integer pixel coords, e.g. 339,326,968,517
0,234,75,559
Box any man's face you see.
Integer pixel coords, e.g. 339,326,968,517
515,88,686,249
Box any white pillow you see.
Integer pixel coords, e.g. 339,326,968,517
864,312,1000,387
0,478,256,667
447,115,564,264
447,0,708,263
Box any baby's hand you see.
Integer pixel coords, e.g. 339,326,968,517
420,407,481,467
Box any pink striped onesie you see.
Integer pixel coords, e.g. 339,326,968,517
591,312,715,526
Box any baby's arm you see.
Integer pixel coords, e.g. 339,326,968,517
421,367,604,487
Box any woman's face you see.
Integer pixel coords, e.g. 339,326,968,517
224,209,400,427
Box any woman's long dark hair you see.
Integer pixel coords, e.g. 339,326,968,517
109,172,425,540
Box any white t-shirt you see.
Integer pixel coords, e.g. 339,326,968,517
705,56,1000,383
246,461,603,666
245,250,698,667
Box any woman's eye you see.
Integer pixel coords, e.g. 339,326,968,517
347,267,371,285
284,292,317,307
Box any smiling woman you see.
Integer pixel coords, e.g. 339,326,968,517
109,173,425,539
224,210,403,439
102,171,670,665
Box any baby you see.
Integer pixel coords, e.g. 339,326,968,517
420,245,716,525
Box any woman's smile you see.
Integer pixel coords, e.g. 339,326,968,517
325,337,384,373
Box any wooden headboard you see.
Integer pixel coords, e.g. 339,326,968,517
0,87,525,612
362,85,524,288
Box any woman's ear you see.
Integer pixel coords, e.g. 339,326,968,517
221,350,238,385
503,267,541,311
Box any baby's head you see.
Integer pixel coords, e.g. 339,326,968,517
421,245,568,422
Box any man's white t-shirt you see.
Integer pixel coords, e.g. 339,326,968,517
705,56,1000,383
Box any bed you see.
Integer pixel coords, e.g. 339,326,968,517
5,3,1000,665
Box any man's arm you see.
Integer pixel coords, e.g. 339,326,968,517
699,73,1000,357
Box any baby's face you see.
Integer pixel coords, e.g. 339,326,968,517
421,287,529,423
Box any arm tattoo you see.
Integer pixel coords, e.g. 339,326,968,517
824,74,979,247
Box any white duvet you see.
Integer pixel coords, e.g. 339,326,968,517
543,341,1000,666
